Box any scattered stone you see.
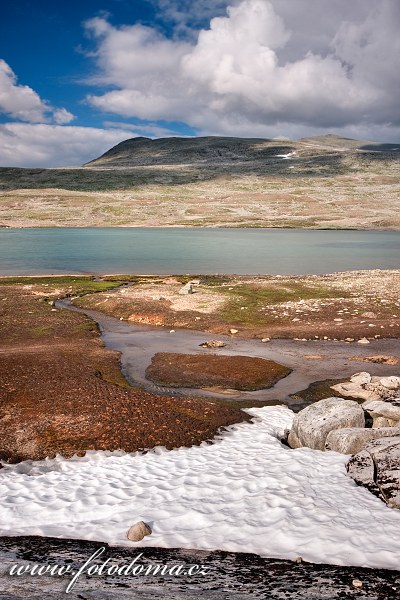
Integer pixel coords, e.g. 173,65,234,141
127,521,152,542
357,338,370,344
380,376,400,390
352,579,363,588
350,372,371,386
169,330,175,333
352,354,399,365
179,283,194,295
199,340,226,348
325,426,400,455
362,312,377,319
229,328,239,334
261,338,270,343
287,398,365,451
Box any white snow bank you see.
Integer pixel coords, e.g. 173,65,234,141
1,406,400,569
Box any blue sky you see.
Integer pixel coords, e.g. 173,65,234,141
0,0,399,167
0,0,197,133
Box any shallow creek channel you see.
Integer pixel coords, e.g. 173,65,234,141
56,298,399,411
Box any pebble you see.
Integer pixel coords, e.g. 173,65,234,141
357,337,370,344
127,521,152,542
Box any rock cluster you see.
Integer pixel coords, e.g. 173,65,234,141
199,340,226,348
286,372,400,508
331,372,400,402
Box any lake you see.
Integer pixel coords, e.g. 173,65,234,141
0,227,399,276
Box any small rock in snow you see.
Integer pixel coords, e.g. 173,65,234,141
127,521,152,542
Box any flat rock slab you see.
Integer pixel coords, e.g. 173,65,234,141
326,426,400,455
0,536,399,599
145,353,292,391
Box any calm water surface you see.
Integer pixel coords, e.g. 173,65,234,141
0,228,399,275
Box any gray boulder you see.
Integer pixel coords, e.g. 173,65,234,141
287,397,365,451
350,372,372,386
179,283,194,295
380,376,400,390
325,426,400,454
347,437,400,509
362,399,400,428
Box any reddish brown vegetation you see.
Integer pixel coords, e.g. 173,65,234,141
145,352,292,391
0,285,251,463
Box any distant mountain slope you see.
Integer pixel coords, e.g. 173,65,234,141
84,134,399,168
84,136,291,167
1,134,399,230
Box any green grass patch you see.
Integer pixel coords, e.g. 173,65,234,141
219,283,348,326
176,275,231,286
28,325,53,337
0,275,123,296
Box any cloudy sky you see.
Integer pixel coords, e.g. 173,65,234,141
1,0,399,167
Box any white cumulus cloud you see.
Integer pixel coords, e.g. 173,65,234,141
0,59,48,122
53,108,75,125
0,123,135,167
0,59,75,125
85,0,400,140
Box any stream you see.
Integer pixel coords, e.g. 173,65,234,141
56,298,399,410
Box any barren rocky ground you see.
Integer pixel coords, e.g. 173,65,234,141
75,270,400,342
0,135,399,229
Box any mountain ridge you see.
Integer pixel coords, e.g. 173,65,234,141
84,134,399,168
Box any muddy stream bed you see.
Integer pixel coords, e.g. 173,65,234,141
57,298,399,410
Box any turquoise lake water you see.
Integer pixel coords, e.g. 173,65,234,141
0,228,399,275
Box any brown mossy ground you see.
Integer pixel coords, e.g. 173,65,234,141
0,281,251,463
289,378,348,405
145,352,292,391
